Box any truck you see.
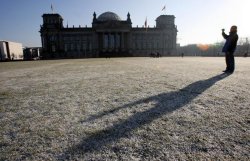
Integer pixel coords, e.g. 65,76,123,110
0,41,23,61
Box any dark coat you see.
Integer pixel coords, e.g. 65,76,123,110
222,31,238,53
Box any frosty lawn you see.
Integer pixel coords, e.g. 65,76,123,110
0,57,249,160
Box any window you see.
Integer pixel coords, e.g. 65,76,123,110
52,45,56,52
82,42,86,50
64,44,68,52
77,44,81,51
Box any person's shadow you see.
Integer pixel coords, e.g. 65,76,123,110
60,73,230,159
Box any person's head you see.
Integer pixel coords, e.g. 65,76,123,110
230,25,237,33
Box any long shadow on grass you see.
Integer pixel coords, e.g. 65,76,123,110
61,73,229,158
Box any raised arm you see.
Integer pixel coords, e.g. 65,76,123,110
222,30,229,39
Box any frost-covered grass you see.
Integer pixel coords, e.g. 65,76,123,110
0,57,249,160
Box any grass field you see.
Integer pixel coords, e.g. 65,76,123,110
0,57,249,160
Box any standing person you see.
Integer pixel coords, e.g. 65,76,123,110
222,26,238,73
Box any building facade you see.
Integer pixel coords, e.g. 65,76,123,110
40,11,177,58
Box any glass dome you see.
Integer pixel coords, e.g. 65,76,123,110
97,12,121,21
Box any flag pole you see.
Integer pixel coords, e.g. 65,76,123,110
144,17,147,32
162,5,166,15
51,4,54,14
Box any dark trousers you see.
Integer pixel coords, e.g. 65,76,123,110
225,52,235,72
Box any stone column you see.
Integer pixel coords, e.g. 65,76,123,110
114,32,117,50
108,32,111,51
102,32,105,50
117,33,121,50
121,32,124,50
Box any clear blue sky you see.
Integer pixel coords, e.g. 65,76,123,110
0,0,249,47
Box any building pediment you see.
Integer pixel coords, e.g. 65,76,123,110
93,20,131,32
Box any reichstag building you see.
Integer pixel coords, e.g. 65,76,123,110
40,11,177,58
